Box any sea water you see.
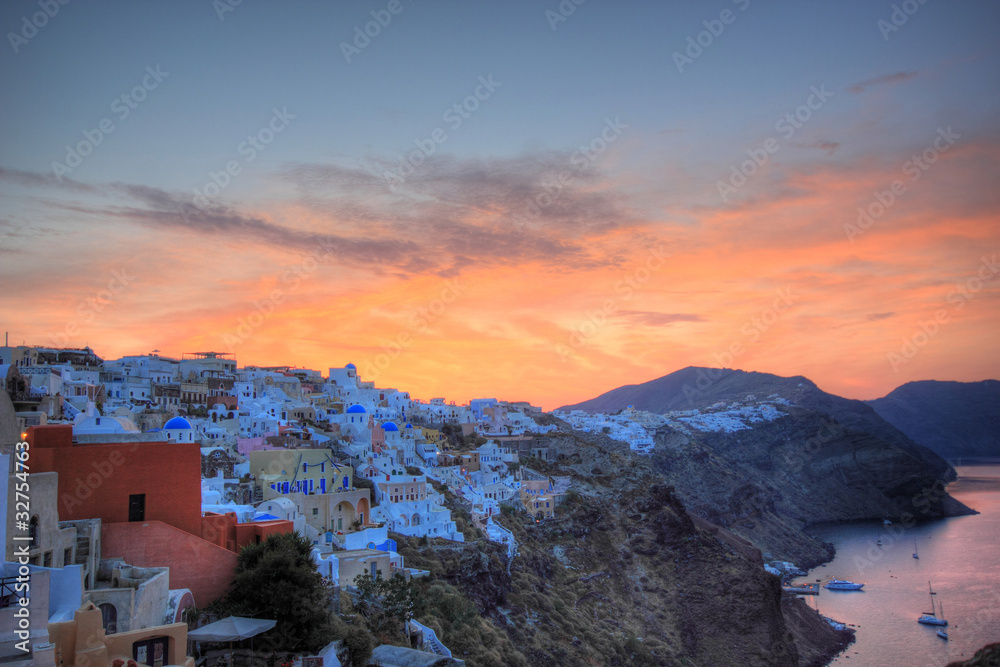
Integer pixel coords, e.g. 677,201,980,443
806,464,1000,666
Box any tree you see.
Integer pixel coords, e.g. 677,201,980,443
219,532,335,653
352,570,424,639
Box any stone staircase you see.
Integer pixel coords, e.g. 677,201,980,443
407,619,452,658
485,517,518,574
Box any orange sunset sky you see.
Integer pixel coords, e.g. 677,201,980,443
1,2,998,409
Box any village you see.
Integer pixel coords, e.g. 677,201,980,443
0,345,615,666
0,345,816,666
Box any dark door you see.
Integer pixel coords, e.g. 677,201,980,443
128,494,145,522
99,603,117,634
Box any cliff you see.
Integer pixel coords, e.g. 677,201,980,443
558,367,974,565
397,433,852,666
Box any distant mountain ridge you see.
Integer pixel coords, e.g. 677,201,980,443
868,379,1000,459
556,366,973,567
559,366,952,479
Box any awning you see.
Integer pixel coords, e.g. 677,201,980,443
188,616,277,642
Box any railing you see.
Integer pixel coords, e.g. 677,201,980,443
0,577,20,609
407,619,452,658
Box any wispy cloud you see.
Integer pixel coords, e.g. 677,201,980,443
793,140,840,155
847,71,919,94
615,310,704,326
1,154,641,277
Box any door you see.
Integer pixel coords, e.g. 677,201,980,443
128,494,145,522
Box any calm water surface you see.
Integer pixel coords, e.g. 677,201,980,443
807,465,1000,667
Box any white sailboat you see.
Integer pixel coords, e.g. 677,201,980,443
918,581,947,626
913,541,919,559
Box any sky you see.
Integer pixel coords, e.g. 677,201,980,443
1,0,998,410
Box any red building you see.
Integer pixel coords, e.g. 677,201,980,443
26,425,294,606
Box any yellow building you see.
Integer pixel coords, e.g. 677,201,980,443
48,602,194,667
333,548,391,587
250,449,353,499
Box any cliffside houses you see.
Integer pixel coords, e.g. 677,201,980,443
2,347,559,661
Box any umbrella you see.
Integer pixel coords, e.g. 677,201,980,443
189,616,277,666
252,513,279,522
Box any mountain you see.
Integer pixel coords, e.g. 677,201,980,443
868,380,1000,459
558,367,973,565
560,366,953,479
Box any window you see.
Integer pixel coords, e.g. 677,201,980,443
312,508,319,516
64,547,73,565
133,636,168,667
28,516,39,547
43,552,52,568
128,494,145,522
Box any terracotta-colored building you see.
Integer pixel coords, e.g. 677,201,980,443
26,425,293,606
27,425,203,535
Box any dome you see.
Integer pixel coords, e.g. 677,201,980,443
405,423,413,429
164,417,192,430
345,363,357,370
382,422,398,432
346,404,366,414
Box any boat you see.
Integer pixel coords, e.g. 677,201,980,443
824,579,864,590
883,518,892,525
876,538,883,546
913,541,919,559
937,629,949,640
918,581,947,626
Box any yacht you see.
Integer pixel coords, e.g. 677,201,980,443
937,629,949,640
918,581,947,626
824,579,864,590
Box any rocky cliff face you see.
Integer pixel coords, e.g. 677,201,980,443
650,408,973,566
868,379,1000,459
400,433,852,666
558,367,973,565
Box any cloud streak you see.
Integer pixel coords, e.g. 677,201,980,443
847,71,919,94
